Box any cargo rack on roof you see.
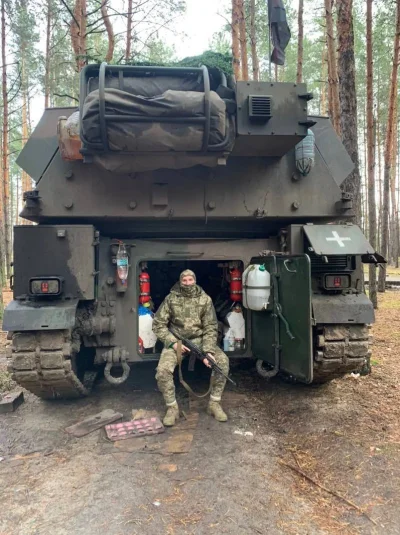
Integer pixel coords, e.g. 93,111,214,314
79,62,232,156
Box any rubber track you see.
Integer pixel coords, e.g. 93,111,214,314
7,330,88,399
313,324,370,383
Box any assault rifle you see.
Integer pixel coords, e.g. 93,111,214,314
169,328,237,387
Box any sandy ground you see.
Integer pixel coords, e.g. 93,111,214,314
0,290,400,535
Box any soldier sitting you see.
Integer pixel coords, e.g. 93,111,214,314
153,269,229,426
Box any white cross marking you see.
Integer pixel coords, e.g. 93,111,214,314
326,231,352,247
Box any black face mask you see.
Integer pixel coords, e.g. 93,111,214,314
180,283,197,297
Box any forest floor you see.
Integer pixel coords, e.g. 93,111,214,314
0,291,400,535
363,266,400,276
364,265,400,282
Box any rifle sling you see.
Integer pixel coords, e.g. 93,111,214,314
176,340,213,399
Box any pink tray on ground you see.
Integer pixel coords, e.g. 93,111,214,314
105,417,165,441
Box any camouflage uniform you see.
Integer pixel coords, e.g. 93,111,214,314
153,271,229,407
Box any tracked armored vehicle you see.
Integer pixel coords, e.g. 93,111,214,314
4,63,381,399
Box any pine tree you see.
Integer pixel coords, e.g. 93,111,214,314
320,44,328,114
12,0,40,224
100,0,114,62
378,0,400,292
390,103,398,264
1,0,11,280
249,0,259,80
366,0,377,308
44,0,52,108
238,0,248,80
71,0,87,71
296,0,304,83
125,0,132,61
232,0,241,80
337,0,362,224
325,0,341,135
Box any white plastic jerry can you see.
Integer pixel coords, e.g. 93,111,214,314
138,313,157,349
242,264,271,311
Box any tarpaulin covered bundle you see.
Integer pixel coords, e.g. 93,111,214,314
81,88,227,152
86,74,205,98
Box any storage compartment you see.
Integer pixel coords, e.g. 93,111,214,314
137,260,247,355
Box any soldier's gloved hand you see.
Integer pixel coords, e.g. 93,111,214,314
172,342,190,353
203,353,216,368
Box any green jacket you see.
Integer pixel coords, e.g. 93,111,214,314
152,283,218,354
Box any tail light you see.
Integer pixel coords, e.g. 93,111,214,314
29,277,62,296
324,274,351,290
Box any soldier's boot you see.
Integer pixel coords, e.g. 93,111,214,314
163,401,180,427
207,400,228,422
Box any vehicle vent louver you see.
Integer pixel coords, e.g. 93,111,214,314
308,251,354,273
248,95,272,121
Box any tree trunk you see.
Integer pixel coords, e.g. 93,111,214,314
325,0,341,135
27,80,32,135
397,118,400,268
232,0,242,80
328,68,334,119
337,0,362,224
366,0,377,308
15,173,19,225
238,0,248,80
377,98,382,251
378,0,400,292
390,100,398,264
0,155,4,293
296,0,304,83
21,54,31,225
0,119,4,291
71,0,87,71
320,44,328,115
44,0,52,108
80,0,87,70
101,0,114,62
1,0,10,280
125,0,132,61
21,57,28,196
249,0,259,81
71,0,81,69
0,181,3,305
363,113,368,235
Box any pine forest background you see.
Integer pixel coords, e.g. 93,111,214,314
0,0,399,313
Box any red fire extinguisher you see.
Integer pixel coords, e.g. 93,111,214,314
138,337,144,354
139,271,151,304
230,268,242,302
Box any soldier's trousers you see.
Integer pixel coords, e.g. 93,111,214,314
155,343,230,406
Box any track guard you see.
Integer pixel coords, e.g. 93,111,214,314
3,299,79,331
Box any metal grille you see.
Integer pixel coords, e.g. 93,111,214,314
248,95,272,119
308,251,351,273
